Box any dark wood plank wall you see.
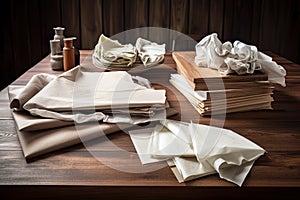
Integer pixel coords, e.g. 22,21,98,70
0,0,299,90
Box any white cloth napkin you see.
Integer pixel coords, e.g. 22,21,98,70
129,121,194,164
148,123,194,159
135,37,166,66
129,128,168,164
195,33,286,86
129,119,265,186
189,122,265,186
169,157,216,183
93,34,137,68
10,66,166,124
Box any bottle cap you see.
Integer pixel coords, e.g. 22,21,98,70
63,38,75,48
54,27,65,31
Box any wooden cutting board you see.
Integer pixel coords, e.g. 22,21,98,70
172,51,269,90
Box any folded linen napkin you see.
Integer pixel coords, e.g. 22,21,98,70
195,33,286,86
11,107,177,159
92,34,137,68
168,157,216,183
135,37,166,66
9,66,166,124
10,73,56,110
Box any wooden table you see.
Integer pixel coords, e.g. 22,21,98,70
0,51,299,199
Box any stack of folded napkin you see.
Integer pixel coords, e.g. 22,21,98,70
92,34,166,70
10,66,167,125
8,66,177,159
129,119,265,186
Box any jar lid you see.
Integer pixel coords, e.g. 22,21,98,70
54,27,65,31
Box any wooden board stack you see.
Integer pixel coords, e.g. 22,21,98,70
171,51,274,115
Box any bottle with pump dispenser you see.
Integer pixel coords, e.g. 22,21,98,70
63,37,76,71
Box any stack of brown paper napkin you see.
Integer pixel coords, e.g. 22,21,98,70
171,51,284,115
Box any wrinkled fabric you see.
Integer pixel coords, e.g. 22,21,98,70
10,73,56,110
135,37,166,66
8,86,177,159
148,123,194,159
189,122,265,186
129,119,265,186
93,34,137,68
195,33,286,86
195,33,227,70
9,66,166,124
92,34,166,69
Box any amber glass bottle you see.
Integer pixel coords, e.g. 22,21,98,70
63,38,75,71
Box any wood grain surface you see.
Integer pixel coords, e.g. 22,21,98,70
1,1,300,91
0,50,299,199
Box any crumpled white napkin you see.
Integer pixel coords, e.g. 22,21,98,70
10,66,166,124
93,34,166,69
195,33,286,86
189,122,265,186
130,119,265,186
135,37,166,66
93,34,137,68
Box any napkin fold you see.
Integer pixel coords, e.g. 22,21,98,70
129,119,265,186
93,34,137,68
135,37,166,66
189,122,265,186
129,128,167,164
9,66,167,125
195,33,286,86
168,157,216,183
8,74,178,159
10,73,56,110
92,34,166,69
148,125,194,159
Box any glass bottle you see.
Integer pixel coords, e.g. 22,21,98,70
50,39,63,70
63,38,75,71
53,27,65,51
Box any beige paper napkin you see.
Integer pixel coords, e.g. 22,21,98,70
92,34,137,68
135,37,166,66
